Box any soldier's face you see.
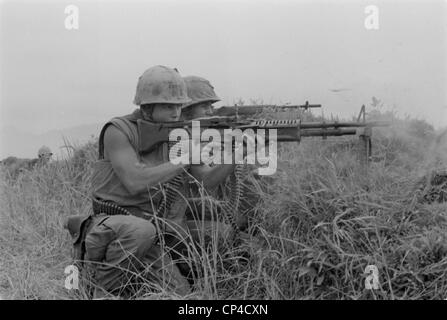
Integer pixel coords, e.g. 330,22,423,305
187,103,214,119
147,104,182,122
39,153,52,162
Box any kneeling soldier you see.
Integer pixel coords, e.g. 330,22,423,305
65,66,194,298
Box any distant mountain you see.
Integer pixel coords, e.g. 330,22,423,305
0,123,103,159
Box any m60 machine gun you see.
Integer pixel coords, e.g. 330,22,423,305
138,103,388,168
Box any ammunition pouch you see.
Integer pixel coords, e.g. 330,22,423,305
63,198,132,264
63,214,93,265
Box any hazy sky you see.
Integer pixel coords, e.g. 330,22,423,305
1,0,446,138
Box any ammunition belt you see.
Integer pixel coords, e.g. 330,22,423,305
157,141,186,216
220,164,244,237
157,174,185,216
92,197,132,216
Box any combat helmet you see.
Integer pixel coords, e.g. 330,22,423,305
38,145,52,158
133,65,191,106
183,76,220,110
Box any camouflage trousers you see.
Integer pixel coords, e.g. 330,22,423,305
83,214,232,297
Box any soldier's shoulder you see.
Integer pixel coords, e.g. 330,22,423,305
101,111,139,130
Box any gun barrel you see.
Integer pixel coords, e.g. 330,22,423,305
301,128,358,137
300,121,390,129
266,128,358,142
237,104,322,109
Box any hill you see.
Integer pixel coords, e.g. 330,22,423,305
0,123,103,159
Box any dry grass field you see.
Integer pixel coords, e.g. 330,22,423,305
1,109,446,300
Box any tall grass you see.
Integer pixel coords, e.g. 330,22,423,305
0,113,446,300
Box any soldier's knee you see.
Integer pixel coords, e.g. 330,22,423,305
114,217,157,252
132,219,157,244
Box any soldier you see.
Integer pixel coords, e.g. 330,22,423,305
181,76,241,226
165,75,248,282
181,76,219,120
2,146,52,178
182,76,254,231
64,66,197,298
37,145,53,165
18,146,53,174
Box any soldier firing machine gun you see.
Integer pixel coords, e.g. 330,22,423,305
90,104,390,245
138,103,388,168
135,104,389,240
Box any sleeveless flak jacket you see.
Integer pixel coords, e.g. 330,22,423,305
91,109,169,216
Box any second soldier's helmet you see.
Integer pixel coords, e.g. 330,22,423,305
38,145,52,158
183,76,220,109
133,65,191,106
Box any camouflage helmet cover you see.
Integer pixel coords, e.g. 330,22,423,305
133,65,191,106
182,76,220,109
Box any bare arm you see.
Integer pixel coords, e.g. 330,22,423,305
104,125,188,195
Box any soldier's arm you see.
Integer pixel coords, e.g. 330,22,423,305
104,125,189,195
189,135,260,189
186,140,235,189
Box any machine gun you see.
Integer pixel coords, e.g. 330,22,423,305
137,108,389,168
214,101,321,117
137,105,389,240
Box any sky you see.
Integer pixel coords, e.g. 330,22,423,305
1,0,446,156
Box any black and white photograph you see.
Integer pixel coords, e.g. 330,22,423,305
0,0,446,303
